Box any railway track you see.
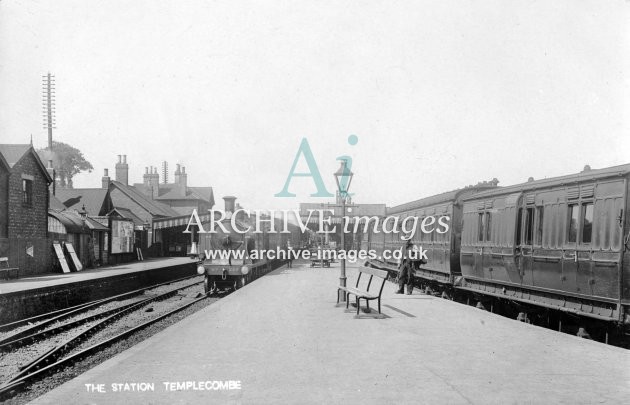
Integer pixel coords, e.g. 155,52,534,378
0,274,200,343
0,277,210,400
0,259,287,402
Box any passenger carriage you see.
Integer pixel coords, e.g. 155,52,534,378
365,182,498,287
459,164,630,326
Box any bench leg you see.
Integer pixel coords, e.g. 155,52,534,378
337,289,339,304
346,294,350,309
366,300,370,313
378,298,381,314
356,297,360,316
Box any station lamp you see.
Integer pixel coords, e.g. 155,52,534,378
334,159,353,302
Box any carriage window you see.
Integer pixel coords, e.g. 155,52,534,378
485,213,492,242
581,203,593,244
524,207,534,245
477,213,485,241
567,204,578,243
516,208,523,245
535,206,544,245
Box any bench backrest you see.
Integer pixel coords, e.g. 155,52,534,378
357,265,388,279
355,265,389,294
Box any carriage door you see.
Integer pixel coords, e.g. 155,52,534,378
576,201,594,294
514,207,525,282
474,210,486,278
563,202,580,293
519,201,535,286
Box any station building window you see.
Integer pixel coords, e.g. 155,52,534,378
22,179,33,206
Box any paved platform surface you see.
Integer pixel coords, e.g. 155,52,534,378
0,257,193,295
33,260,630,404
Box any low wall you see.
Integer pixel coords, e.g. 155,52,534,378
0,261,196,324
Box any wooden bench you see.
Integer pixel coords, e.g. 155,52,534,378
337,265,389,315
0,257,19,280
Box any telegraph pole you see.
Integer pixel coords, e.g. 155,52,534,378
42,72,56,150
162,161,168,184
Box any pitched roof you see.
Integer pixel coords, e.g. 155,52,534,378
0,144,53,183
300,202,387,218
155,185,200,200
55,188,111,216
0,144,30,167
0,150,9,172
189,187,214,205
132,183,215,205
49,193,67,210
84,216,109,231
48,210,89,233
108,207,146,226
110,181,179,218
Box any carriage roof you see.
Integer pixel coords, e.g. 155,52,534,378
388,184,497,214
463,163,630,201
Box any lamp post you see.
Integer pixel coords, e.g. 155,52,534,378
334,159,354,302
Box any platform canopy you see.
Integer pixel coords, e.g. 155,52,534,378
152,212,213,230
47,211,108,234
298,203,386,224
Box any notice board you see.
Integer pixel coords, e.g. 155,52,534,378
53,243,71,273
65,243,83,272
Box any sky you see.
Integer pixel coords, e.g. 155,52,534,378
1,0,628,211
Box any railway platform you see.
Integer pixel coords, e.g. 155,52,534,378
0,257,194,295
0,257,196,323
33,260,630,404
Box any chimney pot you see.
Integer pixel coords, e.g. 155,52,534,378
223,196,237,213
115,155,129,185
145,167,149,174
102,168,111,189
123,155,127,164
182,166,186,174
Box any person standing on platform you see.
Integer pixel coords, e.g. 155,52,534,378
286,244,293,268
396,240,415,295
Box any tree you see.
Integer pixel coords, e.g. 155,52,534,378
37,141,93,189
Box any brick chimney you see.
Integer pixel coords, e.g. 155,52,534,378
115,155,129,185
180,166,187,191
102,168,110,189
174,164,181,184
223,196,236,213
173,164,188,196
151,167,160,199
143,167,150,186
